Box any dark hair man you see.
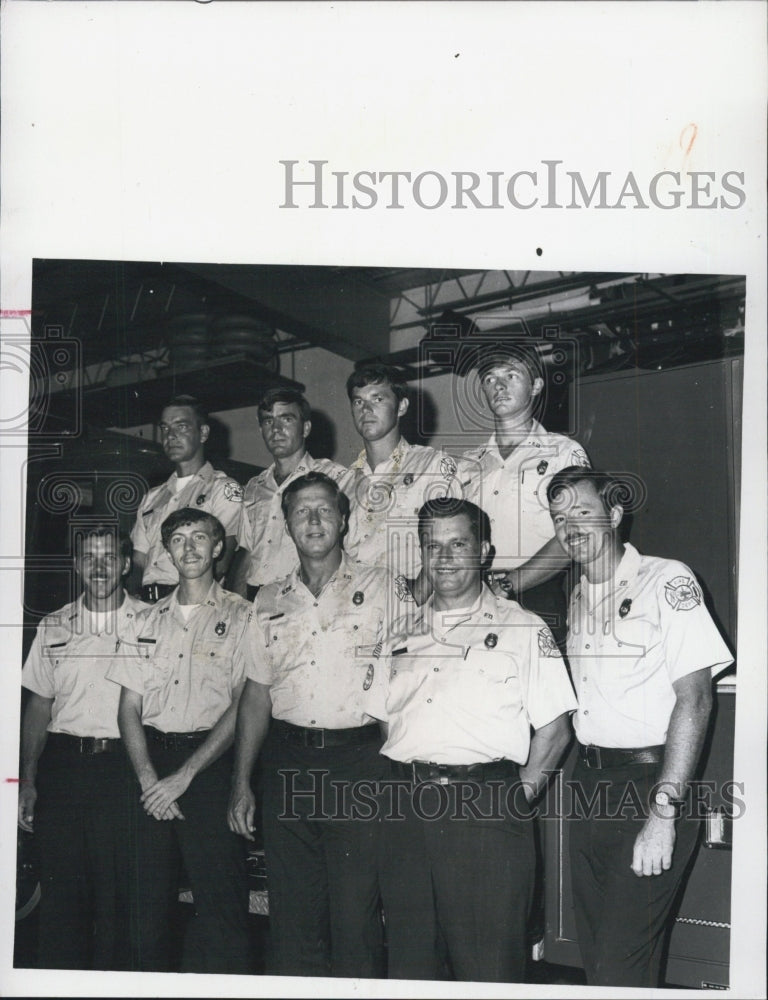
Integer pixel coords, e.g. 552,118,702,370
342,364,477,603
366,497,576,982
229,388,346,599
462,344,590,644
130,395,243,602
19,526,145,970
228,472,407,978
547,467,733,987
108,507,255,973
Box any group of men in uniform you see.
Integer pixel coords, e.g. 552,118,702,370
18,345,733,986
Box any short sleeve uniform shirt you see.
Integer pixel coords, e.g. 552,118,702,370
463,422,590,569
368,585,577,766
567,542,734,748
341,439,478,579
107,581,255,733
131,461,243,585
248,553,406,729
22,593,148,739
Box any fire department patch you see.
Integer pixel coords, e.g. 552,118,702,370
394,575,415,602
537,628,559,657
484,632,498,649
664,577,702,611
403,473,414,487
619,598,632,618
363,664,375,691
224,481,244,502
195,494,207,506
214,620,226,636
440,455,457,479
537,460,549,475
352,591,364,606
571,449,590,468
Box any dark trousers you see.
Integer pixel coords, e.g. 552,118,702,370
568,758,701,987
377,762,536,983
33,737,134,970
127,742,251,974
261,731,387,978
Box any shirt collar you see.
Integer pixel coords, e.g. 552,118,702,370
576,542,643,601
167,578,223,614
351,437,412,473
289,550,355,599
423,582,490,630
167,460,214,488
265,451,314,490
487,419,546,460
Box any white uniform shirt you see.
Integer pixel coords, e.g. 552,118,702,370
567,542,734,748
107,581,254,733
248,553,407,729
463,422,590,569
368,585,577,766
131,461,243,585
22,594,147,739
237,453,347,587
341,439,478,580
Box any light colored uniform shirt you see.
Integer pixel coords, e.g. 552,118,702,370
107,581,255,732
341,439,478,580
22,593,147,739
463,421,590,569
248,553,408,729
237,453,347,587
567,542,734,748
368,585,577,766
131,461,243,585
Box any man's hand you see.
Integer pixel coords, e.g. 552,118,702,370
228,784,256,840
631,814,676,876
140,771,190,821
18,784,37,832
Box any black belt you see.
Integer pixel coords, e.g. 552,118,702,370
390,758,520,784
272,719,381,749
578,742,665,769
145,726,210,751
47,732,122,756
140,583,177,603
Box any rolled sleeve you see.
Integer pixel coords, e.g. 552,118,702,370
21,634,55,698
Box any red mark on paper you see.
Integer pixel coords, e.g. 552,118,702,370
0,310,32,317
680,123,698,157
5,777,21,783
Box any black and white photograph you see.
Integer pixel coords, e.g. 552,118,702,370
1,4,765,999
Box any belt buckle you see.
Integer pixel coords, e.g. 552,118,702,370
434,763,450,785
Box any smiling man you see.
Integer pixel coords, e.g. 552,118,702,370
130,395,243,602
228,471,405,978
109,508,255,973
229,389,346,599
342,365,477,603
547,466,733,988
18,526,145,970
367,497,577,982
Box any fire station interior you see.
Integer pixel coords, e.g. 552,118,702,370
16,260,743,986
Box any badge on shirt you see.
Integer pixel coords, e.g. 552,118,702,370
352,591,364,606
403,473,414,486
484,632,498,649
224,481,244,502
363,664,375,690
664,576,702,611
619,598,632,618
196,494,206,506
537,460,548,475
394,575,415,603
214,620,227,636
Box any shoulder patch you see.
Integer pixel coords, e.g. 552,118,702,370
570,448,590,469
223,481,244,502
440,455,457,479
394,575,415,602
664,576,702,611
537,628,560,657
